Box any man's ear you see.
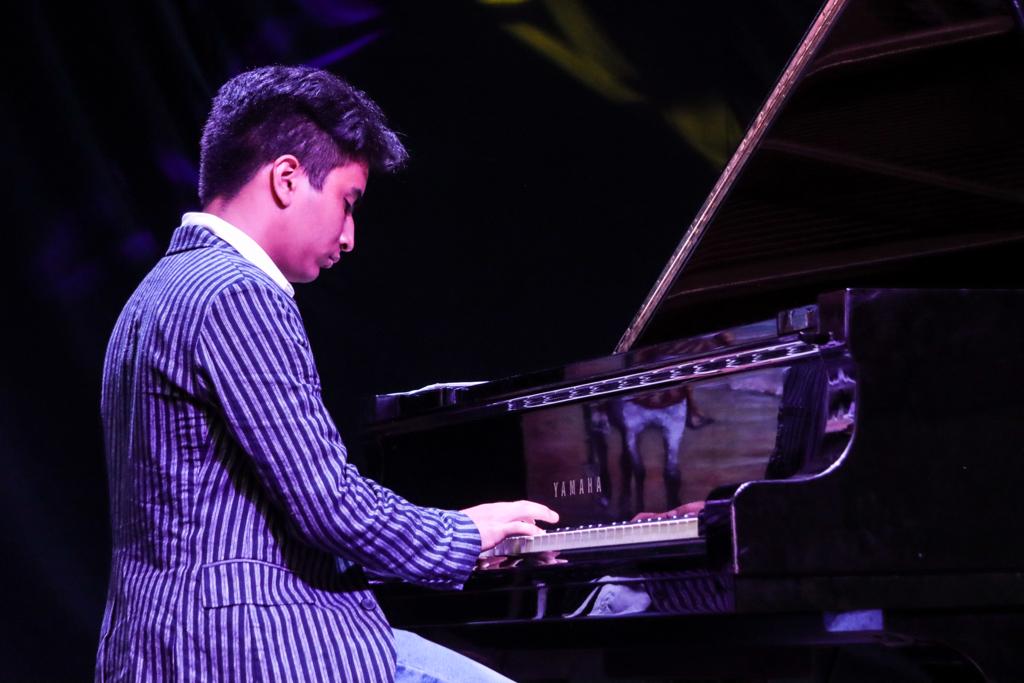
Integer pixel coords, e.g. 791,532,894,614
270,155,302,208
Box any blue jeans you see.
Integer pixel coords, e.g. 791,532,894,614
394,629,514,683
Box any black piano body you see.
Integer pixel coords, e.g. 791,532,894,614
364,0,1024,679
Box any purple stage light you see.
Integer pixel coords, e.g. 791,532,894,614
157,149,198,188
257,18,294,57
32,219,103,302
293,0,382,28
120,231,160,264
308,30,384,68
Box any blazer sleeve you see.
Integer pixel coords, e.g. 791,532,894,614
194,280,481,588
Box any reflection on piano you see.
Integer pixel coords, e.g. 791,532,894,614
365,0,1024,679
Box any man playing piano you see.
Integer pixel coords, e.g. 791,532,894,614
96,64,556,683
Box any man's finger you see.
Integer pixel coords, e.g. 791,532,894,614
630,512,662,522
514,500,559,524
677,501,705,515
503,521,545,538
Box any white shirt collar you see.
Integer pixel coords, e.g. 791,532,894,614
181,212,295,298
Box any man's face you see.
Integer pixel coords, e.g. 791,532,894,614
278,160,368,283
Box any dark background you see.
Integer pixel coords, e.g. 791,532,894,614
0,1,821,678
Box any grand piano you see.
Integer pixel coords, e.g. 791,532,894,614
364,0,1024,679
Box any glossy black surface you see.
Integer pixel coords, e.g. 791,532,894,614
727,289,1024,578
369,290,1024,681
626,0,1024,347
371,314,793,424
365,0,1024,677
368,321,848,527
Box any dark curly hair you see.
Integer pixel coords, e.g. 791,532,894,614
198,65,408,206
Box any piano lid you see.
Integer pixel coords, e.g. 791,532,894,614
618,0,1024,351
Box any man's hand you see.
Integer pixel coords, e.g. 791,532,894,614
630,500,705,523
461,500,559,552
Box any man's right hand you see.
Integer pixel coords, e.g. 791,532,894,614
461,500,559,552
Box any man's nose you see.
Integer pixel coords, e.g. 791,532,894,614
339,219,355,252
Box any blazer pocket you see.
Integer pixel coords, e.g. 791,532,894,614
200,559,318,608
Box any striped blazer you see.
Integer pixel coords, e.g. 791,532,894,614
97,224,481,682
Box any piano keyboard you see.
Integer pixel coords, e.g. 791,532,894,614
482,515,700,557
